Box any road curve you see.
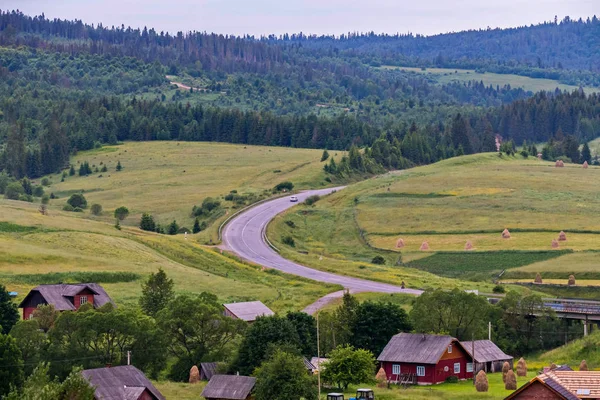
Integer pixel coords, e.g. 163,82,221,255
221,187,423,309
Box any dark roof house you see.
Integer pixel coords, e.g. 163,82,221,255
505,370,600,400
201,375,256,400
19,283,114,320
461,340,513,373
81,365,165,400
200,362,218,381
377,333,473,385
222,301,274,322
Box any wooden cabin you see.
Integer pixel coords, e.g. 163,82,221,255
81,365,165,400
201,375,256,400
460,340,513,373
222,301,274,323
506,370,600,399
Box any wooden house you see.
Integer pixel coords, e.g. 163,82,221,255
222,301,274,323
377,333,473,385
460,340,513,373
81,365,165,400
201,375,256,400
505,370,600,399
200,362,218,381
18,283,113,320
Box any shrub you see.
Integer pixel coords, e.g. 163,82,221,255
282,235,295,247
284,220,296,228
502,361,510,383
516,357,527,377
493,284,506,294
140,213,156,232
445,376,459,383
67,193,87,209
114,206,129,221
371,255,386,265
101,165,108,172
505,370,517,390
90,204,103,216
305,195,320,206
33,186,44,197
475,370,488,392
274,181,294,192
580,360,589,371
116,160,123,171
4,182,24,200
167,220,179,235
62,204,74,212
41,177,50,186
73,207,84,213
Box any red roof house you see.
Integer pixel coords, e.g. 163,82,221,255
377,333,474,385
18,283,114,320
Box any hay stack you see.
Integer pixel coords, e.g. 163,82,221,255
376,367,388,388
396,238,405,248
537,153,543,160
189,365,200,384
420,241,430,251
551,239,559,249
550,362,557,370
583,161,589,169
502,229,511,239
580,360,589,371
502,361,511,383
465,241,474,251
475,370,488,392
534,273,543,284
516,358,527,377
555,160,565,167
558,231,567,241
505,370,517,390
568,275,576,286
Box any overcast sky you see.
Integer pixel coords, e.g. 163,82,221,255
2,0,597,37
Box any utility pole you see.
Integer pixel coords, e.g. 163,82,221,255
488,321,491,341
127,351,131,366
472,335,475,385
317,311,321,399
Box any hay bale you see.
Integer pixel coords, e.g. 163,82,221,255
555,160,565,168
534,273,543,284
475,370,489,392
502,229,511,239
558,231,567,241
376,367,388,388
396,238,405,248
580,360,589,371
583,161,589,169
420,241,429,251
502,361,511,383
568,275,576,286
551,239,559,249
516,357,527,377
505,370,517,390
537,153,543,160
189,365,200,384
465,241,474,251
550,362,557,370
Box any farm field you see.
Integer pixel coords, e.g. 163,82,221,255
44,141,338,243
269,153,600,285
382,66,598,94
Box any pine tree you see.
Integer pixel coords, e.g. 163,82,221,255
192,218,201,233
168,220,179,235
320,149,330,162
116,161,123,171
139,268,174,317
140,213,156,232
581,142,592,164
69,165,75,176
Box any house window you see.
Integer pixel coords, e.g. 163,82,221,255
447,345,452,353
467,363,473,373
417,366,425,377
80,296,88,305
392,364,400,375
454,363,460,374
28,313,34,320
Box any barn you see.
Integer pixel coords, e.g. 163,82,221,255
460,340,513,373
377,333,473,385
200,362,218,381
81,365,165,400
201,375,256,400
222,301,274,323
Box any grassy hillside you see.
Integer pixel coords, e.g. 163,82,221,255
42,141,339,243
269,153,600,285
538,330,600,369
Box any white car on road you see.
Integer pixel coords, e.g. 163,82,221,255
290,196,298,202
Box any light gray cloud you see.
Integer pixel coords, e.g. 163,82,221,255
2,0,597,36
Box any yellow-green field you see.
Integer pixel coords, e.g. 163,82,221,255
381,66,598,94
42,141,338,243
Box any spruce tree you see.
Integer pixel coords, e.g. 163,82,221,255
116,161,123,171
581,142,592,164
140,213,156,232
320,149,330,162
139,268,174,317
192,218,201,233
69,165,75,176
0,284,19,334
167,220,179,235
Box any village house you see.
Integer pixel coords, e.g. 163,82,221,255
222,300,274,323
201,374,256,400
461,340,513,373
18,283,114,320
81,365,165,400
377,333,474,385
505,370,600,400
200,362,218,381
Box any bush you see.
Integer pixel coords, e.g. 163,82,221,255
305,195,320,206
90,204,103,216
73,207,84,213
140,213,156,232
493,284,506,294
4,182,24,200
282,236,295,247
33,185,44,197
67,193,87,209
62,204,74,212
371,255,386,265
274,181,294,192
445,376,459,383
114,206,129,221
284,220,296,228
41,177,50,186
167,220,179,235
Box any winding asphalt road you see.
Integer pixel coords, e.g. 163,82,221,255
221,187,423,313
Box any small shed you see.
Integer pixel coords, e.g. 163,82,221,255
200,362,218,381
81,365,165,400
460,340,513,373
303,357,317,374
310,357,329,373
223,301,274,323
201,375,256,400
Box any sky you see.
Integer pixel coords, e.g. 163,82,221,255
2,0,598,37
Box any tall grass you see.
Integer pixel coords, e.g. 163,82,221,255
1,271,140,284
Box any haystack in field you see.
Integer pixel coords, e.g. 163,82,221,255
396,238,405,248
516,358,527,377
535,273,543,284
505,370,517,390
189,365,200,384
558,231,567,241
551,239,559,249
537,153,543,160
376,367,388,388
555,160,565,167
420,241,430,251
502,229,511,239
465,241,474,251
502,361,511,383
580,360,589,371
475,370,488,392
568,275,576,286
583,161,589,169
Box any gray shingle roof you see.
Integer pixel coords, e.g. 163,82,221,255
200,362,218,380
460,340,513,363
201,375,256,400
81,365,165,400
377,333,461,364
19,283,113,310
222,301,274,322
